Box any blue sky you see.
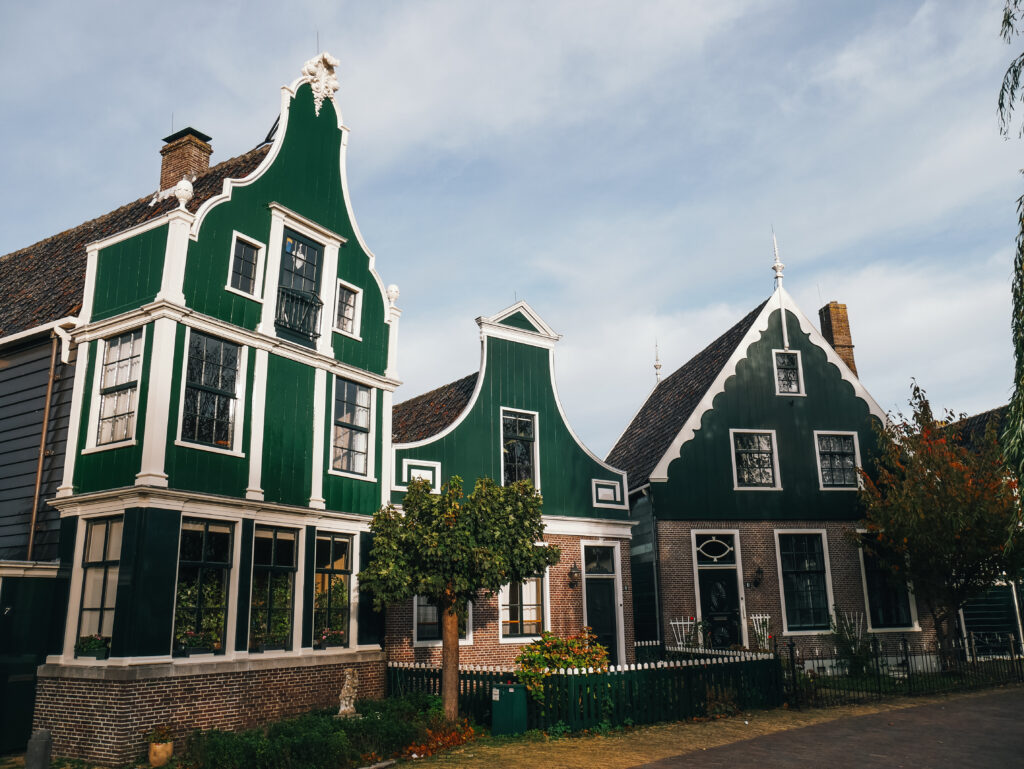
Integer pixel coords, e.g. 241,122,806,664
0,0,1019,456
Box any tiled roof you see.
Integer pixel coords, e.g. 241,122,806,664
0,145,271,340
606,300,769,490
393,372,479,443
953,405,1007,451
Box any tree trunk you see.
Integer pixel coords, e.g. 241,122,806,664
441,603,461,722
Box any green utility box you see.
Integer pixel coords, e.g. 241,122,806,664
491,683,527,736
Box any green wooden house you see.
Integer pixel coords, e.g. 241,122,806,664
0,54,400,764
607,264,924,652
389,302,634,665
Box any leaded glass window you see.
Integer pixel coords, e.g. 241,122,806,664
230,238,259,295
313,533,352,646
173,518,232,654
275,229,323,342
182,332,240,449
335,285,358,334
333,378,371,475
97,330,143,445
502,411,536,485
779,533,830,631
774,351,801,394
733,431,776,487
78,517,122,645
250,527,297,650
502,576,544,637
817,434,858,488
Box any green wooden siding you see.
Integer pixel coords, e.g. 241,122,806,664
110,507,181,658
181,83,389,375
261,354,314,506
498,311,541,332
651,309,878,521
90,225,168,322
323,386,384,515
164,324,251,497
393,337,626,519
74,327,154,493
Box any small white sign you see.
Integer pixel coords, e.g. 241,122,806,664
492,687,501,701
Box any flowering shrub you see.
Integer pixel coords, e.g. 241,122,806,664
179,629,221,650
316,627,347,646
514,628,609,701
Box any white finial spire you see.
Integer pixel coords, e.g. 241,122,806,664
654,340,663,383
302,52,340,116
771,228,784,288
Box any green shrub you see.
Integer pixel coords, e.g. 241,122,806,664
514,628,609,701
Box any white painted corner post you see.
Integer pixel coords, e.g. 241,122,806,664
246,348,269,501
135,317,176,487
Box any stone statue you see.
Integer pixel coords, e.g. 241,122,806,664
336,668,358,718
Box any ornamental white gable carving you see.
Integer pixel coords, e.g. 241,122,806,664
302,52,340,116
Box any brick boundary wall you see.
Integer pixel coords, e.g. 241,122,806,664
33,650,385,766
655,519,936,658
386,534,635,667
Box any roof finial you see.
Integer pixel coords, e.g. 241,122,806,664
771,228,785,289
654,340,663,383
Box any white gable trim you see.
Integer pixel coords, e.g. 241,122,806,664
649,287,887,483
476,301,561,348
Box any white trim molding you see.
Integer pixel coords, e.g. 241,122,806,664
412,597,473,648
332,278,363,340
498,568,551,644
224,230,268,302
580,539,626,665
729,428,782,491
499,406,541,492
690,529,749,649
326,375,378,482
855,529,921,633
541,515,634,539
812,430,862,492
771,348,806,397
774,528,836,636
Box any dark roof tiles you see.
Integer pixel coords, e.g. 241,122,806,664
392,372,478,443
606,300,769,490
0,145,270,339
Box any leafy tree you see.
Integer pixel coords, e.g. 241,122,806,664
859,384,1023,660
358,476,560,720
999,2,1024,483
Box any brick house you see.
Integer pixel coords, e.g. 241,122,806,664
607,261,931,657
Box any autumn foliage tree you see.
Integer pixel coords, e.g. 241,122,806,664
859,384,1023,657
358,476,560,720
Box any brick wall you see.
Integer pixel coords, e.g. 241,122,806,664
655,519,934,657
33,651,384,766
385,533,635,667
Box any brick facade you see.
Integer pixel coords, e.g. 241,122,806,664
385,533,635,667
33,651,385,766
654,519,934,658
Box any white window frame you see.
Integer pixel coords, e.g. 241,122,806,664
328,376,377,481
397,459,442,493
83,327,147,454
813,430,862,492
774,529,836,636
173,326,249,457
591,479,624,508
332,278,363,340
856,529,920,633
580,539,626,665
499,407,541,492
772,348,805,396
412,596,473,647
224,230,267,302
690,529,749,648
729,428,782,491
499,567,551,644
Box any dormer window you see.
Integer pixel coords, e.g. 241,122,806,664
275,229,323,345
773,350,804,395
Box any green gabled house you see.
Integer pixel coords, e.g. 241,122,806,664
0,54,399,764
389,302,634,665
608,264,926,653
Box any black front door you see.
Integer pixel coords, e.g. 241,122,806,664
585,579,618,665
698,569,740,648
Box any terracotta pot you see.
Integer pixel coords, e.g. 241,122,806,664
148,740,173,767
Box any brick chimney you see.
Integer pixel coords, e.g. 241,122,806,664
159,127,212,191
818,301,857,375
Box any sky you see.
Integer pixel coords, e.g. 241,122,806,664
0,0,1020,457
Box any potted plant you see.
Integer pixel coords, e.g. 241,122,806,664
315,627,346,649
146,725,174,767
75,634,110,660
178,629,220,655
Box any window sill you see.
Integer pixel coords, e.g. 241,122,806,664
782,629,832,637
174,439,245,458
867,625,921,633
413,639,473,648
817,485,860,492
224,284,264,303
327,468,377,482
332,328,363,342
733,485,783,492
82,439,137,455
774,392,807,398
499,635,542,644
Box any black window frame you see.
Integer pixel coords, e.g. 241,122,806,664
77,516,123,649
774,350,802,394
229,237,260,296
96,329,144,446
313,532,353,647
502,410,536,486
173,518,233,655
779,533,831,632
275,228,324,343
501,575,545,638
817,433,859,488
733,430,778,488
861,537,914,629
250,526,298,651
181,331,241,450
332,377,371,476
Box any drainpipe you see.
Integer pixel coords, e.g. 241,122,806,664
27,332,60,561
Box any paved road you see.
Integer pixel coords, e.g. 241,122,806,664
636,688,1024,769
